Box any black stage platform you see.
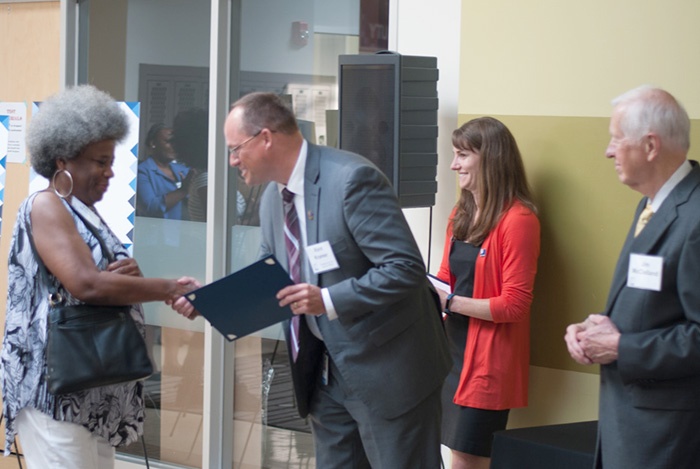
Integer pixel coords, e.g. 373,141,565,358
491,420,597,469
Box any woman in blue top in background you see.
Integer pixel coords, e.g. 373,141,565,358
136,123,193,219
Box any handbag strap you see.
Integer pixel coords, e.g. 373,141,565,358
65,202,116,264
24,200,151,468
26,196,116,302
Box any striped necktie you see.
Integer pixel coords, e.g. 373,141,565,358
282,188,302,361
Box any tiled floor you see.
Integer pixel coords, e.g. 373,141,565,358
259,339,316,468
0,336,317,469
0,427,316,469
263,426,315,468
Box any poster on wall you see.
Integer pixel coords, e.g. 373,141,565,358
0,102,27,163
0,115,8,234
28,101,139,254
286,84,335,146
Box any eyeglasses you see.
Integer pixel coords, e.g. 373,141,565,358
228,130,261,157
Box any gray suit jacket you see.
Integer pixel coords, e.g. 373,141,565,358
596,162,700,468
260,143,451,420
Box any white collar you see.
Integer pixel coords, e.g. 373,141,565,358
648,160,692,212
278,139,308,196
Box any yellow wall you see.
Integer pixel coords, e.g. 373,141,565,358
0,1,61,327
461,0,700,118
0,0,60,443
459,1,700,380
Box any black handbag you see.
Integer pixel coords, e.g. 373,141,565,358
29,206,153,395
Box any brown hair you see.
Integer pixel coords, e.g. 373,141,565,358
451,116,536,244
231,92,299,136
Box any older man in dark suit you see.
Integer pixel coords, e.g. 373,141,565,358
225,92,451,468
565,85,700,468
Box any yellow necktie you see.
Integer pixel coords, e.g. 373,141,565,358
634,203,654,237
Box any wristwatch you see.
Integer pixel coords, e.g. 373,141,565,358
444,293,456,315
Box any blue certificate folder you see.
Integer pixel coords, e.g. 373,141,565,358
185,255,293,341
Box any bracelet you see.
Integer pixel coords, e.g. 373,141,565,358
444,293,456,315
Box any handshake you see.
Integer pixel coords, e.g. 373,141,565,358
167,276,203,320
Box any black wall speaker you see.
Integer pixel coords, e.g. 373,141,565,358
338,52,439,208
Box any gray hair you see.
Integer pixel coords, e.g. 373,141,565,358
612,85,690,152
28,85,129,178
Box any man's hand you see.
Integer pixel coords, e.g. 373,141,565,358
277,283,326,316
565,314,620,365
577,314,620,365
168,276,202,320
565,319,593,365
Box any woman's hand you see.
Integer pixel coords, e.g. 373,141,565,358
106,258,143,277
180,169,199,193
436,288,449,309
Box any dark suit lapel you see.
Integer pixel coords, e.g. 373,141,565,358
632,201,678,249
635,163,700,254
285,143,325,418
304,144,321,286
605,163,700,313
605,201,644,313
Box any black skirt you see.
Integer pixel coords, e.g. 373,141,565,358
440,313,509,456
441,240,509,457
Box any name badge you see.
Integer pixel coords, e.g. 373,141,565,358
627,253,663,291
306,241,340,274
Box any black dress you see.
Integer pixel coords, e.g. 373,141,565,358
441,240,509,457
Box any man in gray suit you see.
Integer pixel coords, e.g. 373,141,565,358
565,85,700,468
225,92,451,468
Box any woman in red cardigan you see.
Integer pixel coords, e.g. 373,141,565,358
437,117,540,469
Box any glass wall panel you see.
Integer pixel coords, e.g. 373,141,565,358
228,0,385,467
78,0,211,467
78,0,387,466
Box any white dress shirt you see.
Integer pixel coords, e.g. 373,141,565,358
277,140,338,339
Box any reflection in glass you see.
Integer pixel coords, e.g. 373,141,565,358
171,107,209,222
136,124,192,220
132,325,204,466
229,1,381,467
77,0,213,466
80,0,386,466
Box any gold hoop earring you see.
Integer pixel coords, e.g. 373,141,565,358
52,169,74,199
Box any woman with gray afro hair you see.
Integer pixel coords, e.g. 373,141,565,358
1,85,198,467
28,85,129,178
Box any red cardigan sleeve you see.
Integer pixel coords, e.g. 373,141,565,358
437,203,540,324
487,206,540,323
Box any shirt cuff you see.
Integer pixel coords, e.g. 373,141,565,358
321,288,338,321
